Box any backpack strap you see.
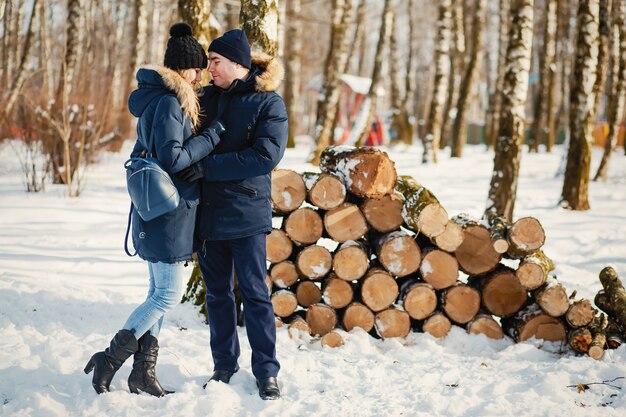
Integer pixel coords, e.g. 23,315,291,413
124,203,137,257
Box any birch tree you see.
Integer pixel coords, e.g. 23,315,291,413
241,0,279,56
594,0,625,180
422,0,452,163
450,0,486,158
310,0,353,165
179,0,213,51
561,0,599,210
485,0,534,221
354,0,392,147
592,0,612,118
284,0,302,148
528,0,558,152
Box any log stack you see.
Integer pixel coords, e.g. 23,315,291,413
258,146,619,356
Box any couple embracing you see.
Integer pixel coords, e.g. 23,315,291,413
84,23,286,401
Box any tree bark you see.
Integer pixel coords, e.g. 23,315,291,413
502,303,567,342
241,0,279,55
592,0,612,118
396,176,448,238
284,0,302,148
485,0,534,221
561,0,599,210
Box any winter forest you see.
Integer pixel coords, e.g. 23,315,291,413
1,0,626,416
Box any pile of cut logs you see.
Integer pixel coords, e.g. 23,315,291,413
267,146,625,358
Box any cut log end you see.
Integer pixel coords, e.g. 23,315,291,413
378,234,421,278
333,245,369,281
467,314,504,339
516,262,547,290
306,303,337,336
375,308,410,339
309,174,346,210
296,245,332,280
321,331,345,348
417,204,448,238
271,169,306,213
296,280,322,308
402,283,437,320
361,193,404,233
361,269,399,312
442,284,481,324
342,302,375,332
269,261,299,289
324,203,369,243
420,249,459,290
284,208,323,245
565,299,596,328
481,270,528,318
455,225,501,275
422,313,452,338
271,291,298,318
266,229,293,264
287,316,310,338
433,220,464,252
323,277,354,309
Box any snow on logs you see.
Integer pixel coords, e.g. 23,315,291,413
265,146,606,356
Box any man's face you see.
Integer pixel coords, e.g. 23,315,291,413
208,52,240,89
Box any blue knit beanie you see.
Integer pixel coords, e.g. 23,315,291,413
208,29,252,69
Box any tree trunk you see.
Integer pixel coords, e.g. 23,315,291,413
592,0,612,119
284,0,301,148
485,0,534,221
309,0,353,165
395,176,448,238
450,0,485,158
555,0,576,153
178,0,212,52
354,0,392,147
561,0,599,210
528,0,558,152
594,0,626,180
320,146,397,199
422,0,452,163
240,0,279,55
388,10,413,146
485,0,510,149
271,169,306,214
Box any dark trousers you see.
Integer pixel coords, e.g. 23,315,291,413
198,233,280,379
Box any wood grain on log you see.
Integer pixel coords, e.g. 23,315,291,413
320,146,397,198
376,231,421,278
400,281,437,320
420,249,458,290
422,312,452,338
296,280,322,308
321,330,345,348
360,268,399,312
467,314,504,339
361,192,404,233
502,304,567,342
484,212,510,254
374,307,411,338
598,266,626,328
342,302,375,332
397,176,448,238
324,203,369,243
516,249,554,290
288,315,311,338
506,217,546,258
295,244,332,280
284,207,323,245
452,215,501,275
271,169,306,213
306,303,337,336
271,290,298,317
322,275,354,309
441,283,481,324
266,229,293,263
432,220,464,252
471,268,528,318
269,261,299,288
533,277,569,317
303,172,347,210
568,328,593,353
588,314,608,360
332,240,370,281
565,299,596,328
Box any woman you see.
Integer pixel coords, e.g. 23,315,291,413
84,22,224,397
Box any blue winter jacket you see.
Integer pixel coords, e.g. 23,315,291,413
128,66,221,263
197,53,288,241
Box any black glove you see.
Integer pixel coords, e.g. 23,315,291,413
177,160,205,182
207,119,226,137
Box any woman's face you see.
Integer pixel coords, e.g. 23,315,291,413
179,68,203,86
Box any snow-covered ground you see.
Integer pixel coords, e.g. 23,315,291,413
1,138,625,417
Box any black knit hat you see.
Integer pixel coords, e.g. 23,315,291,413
208,29,252,69
164,23,208,70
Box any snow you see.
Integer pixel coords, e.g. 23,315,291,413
1,138,626,416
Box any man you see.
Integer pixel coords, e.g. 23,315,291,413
178,29,287,400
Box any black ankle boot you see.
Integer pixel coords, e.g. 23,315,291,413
84,329,138,394
128,332,173,397
257,377,281,400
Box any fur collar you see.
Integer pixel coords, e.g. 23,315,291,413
251,52,284,93
141,65,200,129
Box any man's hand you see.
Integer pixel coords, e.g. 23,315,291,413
176,161,205,182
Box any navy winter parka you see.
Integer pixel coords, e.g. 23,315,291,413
197,53,288,241
128,65,220,263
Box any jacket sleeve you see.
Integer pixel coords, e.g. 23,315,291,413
201,94,288,181
152,95,221,174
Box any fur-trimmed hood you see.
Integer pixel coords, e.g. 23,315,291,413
250,52,284,92
129,65,200,128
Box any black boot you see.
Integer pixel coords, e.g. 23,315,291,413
84,329,138,394
256,377,281,400
128,332,173,397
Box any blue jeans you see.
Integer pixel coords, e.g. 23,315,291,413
123,261,189,338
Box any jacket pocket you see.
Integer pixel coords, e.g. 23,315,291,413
229,182,258,197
